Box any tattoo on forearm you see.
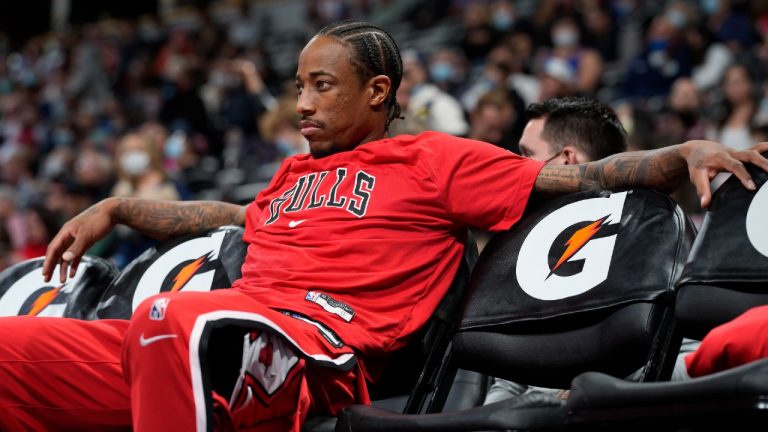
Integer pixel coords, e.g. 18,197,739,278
535,145,689,197
114,199,245,240
588,147,689,191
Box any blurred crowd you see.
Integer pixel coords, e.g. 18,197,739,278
1,0,768,271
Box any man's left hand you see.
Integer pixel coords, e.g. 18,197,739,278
681,141,768,208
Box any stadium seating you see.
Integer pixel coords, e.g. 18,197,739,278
0,255,118,319
566,160,768,431
335,187,696,431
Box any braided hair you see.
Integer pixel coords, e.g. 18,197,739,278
316,20,403,130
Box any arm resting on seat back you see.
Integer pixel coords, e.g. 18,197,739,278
533,141,768,208
43,197,247,284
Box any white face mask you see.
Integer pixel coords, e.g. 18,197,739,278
552,30,578,48
120,150,150,176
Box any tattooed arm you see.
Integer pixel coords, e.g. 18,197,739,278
534,140,768,206
43,197,247,283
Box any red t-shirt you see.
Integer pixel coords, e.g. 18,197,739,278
233,131,543,357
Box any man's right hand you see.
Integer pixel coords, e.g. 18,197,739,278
43,198,118,283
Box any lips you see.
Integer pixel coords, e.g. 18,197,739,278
299,119,322,136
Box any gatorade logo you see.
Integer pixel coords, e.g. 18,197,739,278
132,228,231,311
516,192,627,300
0,262,86,317
746,182,768,258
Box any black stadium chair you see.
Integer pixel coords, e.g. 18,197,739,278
95,225,248,319
0,255,119,320
83,223,481,430
566,160,768,431
335,188,696,431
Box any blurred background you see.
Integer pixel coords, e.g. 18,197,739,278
1,0,767,270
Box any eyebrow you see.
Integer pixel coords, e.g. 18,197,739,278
296,70,337,81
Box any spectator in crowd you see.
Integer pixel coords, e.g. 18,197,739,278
658,77,710,145
536,56,578,102
517,96,626,164
461,43,515,112
12,204,61,262
707,63,760,151
581,0,621,64
656,77,712,224
687,24,734,92
427,46,471,97
623,12,693,104
466,89,517,150
0,186,23,270
258,97,306,160
393,49,469,136
538,16,603,96
109,132,181,268
458,1,500,65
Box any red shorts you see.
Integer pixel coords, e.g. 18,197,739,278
0,289,368,431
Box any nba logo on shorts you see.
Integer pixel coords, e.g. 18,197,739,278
149,297,170,321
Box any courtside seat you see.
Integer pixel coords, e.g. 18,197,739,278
0,255,119,319
336,188,695,431
80,223,482,431
566,160,768,431
95,225,247,319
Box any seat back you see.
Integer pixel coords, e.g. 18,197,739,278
0,256,119,319
95,225,247,319
675,162,768,340
388,233,479,412
439,188,694,404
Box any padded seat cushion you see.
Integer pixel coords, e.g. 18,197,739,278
454,302,666,388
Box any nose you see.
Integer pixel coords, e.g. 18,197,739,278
296,90,315,116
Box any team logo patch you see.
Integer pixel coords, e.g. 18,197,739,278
305,291,355,322
149,297,170,321
516,192,627,300
229,330,301,421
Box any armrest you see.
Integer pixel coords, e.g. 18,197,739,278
567,358,768,426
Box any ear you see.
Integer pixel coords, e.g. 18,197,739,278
561,146,582,165
368,75,392,109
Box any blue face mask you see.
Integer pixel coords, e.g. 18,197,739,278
700,0,720,15
492,12,515,32
649,38,668,52
164,132,186,159
665,9,687,29
430,62,455,83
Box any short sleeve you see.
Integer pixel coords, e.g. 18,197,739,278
425,133,544,232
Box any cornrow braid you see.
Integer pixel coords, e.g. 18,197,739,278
317,20,403,130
